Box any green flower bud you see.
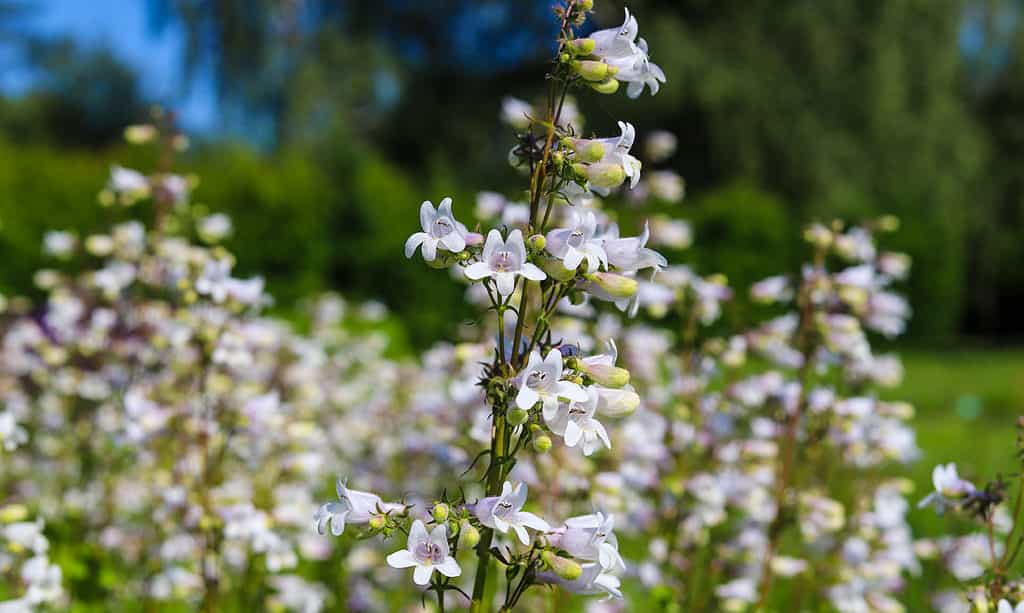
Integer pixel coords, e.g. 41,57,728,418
568,289,586,305
569,139,606,163
432,503,450,523
542,551,583,580
124,124,157,145
571,60,610,82
583,163,627,191
540,256,578,282
368,515,387,530
508,408,530,426
589,78,620,95
528,234,546,251
533,435,553,453
458,520,480,549
580,362,631,388
878,215,900,232
578,0,595,10
0,504,28,523
567,38,596,55
588,271,638,299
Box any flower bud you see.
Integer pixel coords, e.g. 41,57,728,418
432,503,450,523
587,272,637,299
878,215,900,232
540,256,578,282
368,515,387,530
569,139,606,163
124,124,157,144
568,290,586,305
508,408,529,426
581,163,627,191
458,520,480,549
533,435,553,453
528,234,546,251
578,0,594,10
0,504,28,523
579,362,630,388
589,78,620,95
596,386,640,417
567,38,596,55
465,232,485,247
571,59,610,82
542,551,583,580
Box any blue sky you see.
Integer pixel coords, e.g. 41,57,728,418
2,0,217,131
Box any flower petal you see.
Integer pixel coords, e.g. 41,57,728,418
464,262,492,281
404,232,429,258
436,557,462,578
386,550,418,569
413,564,434,586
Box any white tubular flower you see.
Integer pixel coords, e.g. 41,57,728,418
580,8,665,99
473,481,551,545
464,229,546,296
545,210,607,272
588,8,640,61
386,520,461,586
313,480,403,536
571,122,642,195
612,38,667,99
547,386,611,456
550,512,626,574
918,463,975,513
405,198,468,262
578,340,630,388
604,122,642,190
538,562,623,600
602,222,667,272
516,349,588,421
108,165,150,196
998,600,1024,613
500,96,534,130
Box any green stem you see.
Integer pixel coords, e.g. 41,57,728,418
470,411,509,612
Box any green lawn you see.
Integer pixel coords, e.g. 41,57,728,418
898,348,1024,490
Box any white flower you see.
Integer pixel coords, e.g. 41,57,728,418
602,222,667,272
612,38,666,99
198,213,233,242
473,481,550,545
405,198,468,262
545,210,607,272
313,480,403,536
0,411,28,451
918,463,975,513
550,512,625,573
42,231,76,258
108,165,149,194
998,600,1024,613
585,8,665,98
516,349,588,420
500,97,533,130
386,520,461,586
224,276,266,306
464,229,546,296
588,8,640,61
195,258,232,303
547,386,611,456
573,122,642,195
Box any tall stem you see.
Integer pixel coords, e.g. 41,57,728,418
755,279,818,609
470,410,510,612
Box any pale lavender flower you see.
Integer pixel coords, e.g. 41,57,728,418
385,520,461,586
